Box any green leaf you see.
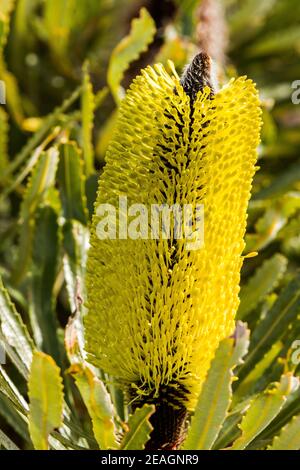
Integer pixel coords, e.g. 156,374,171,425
28,351,64,450
0,126,61,203
183,323,250,450
212,401,250,450
246,27,300,57
230,374,299,450
268,414,300,450
0,276,34,377
63,222,88,363
0,428,19,450
121,404,155,450
238,275,300,382
0,365,29,415
234,341,283,402
62,220,88,313
96,109,118,159
29,205,61,364
71,364,118,450
238,254,288,319
64,311,84,365
58,142,88,225
0,393,30,442
12,147,59,284
107,8,156,104
0,86,80,182
249,387,300,447
0,107,8,173
0,0,24,126
0,0,15,55
81,62,95,176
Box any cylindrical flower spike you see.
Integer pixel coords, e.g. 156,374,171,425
85,53,262,449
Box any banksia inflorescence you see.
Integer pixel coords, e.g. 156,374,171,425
85,53,262,449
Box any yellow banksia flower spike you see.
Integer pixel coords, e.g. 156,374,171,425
85,53,262,449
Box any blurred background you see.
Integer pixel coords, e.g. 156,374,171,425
1,0,300,449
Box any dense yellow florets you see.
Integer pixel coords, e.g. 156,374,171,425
85,62,261,409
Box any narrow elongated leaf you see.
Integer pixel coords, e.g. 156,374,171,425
0,0,24,125
183,323,250,450
0,0,15,55
28,351,64,450
268,415,300,450
253,387,300,445
81,63,95,176
0,276,34,375
58,142,88,225
234,342,283,402
0,86,80,181
0,365,29,415
231,374,299,450
238,275,300,381
0,126,61,202
43,0,75,66
0,428,19,450
71,364,118,450
121,405,155,450
29,206,61,364
12,147,59,284
65,311,84,365
255,160,300,200
238,254,287,319
229,0,275,43
107,8,156,103
62,219,89,315
246,27,300,57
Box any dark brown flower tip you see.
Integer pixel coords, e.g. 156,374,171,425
180,52,215,103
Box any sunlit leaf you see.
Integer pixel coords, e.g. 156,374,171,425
28,351,64,450
120,404,155,450
0,275,34,376
238,254,288,319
